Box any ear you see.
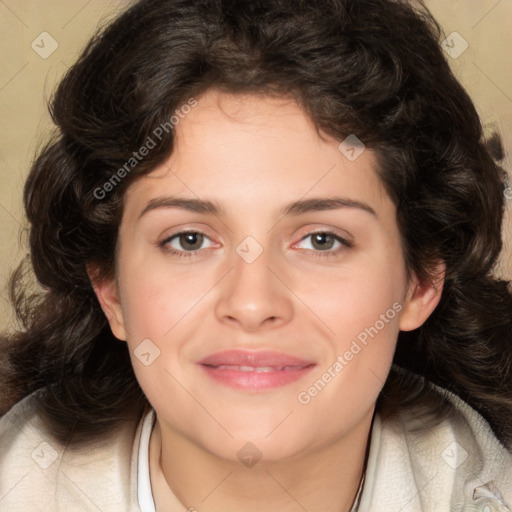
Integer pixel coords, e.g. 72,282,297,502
399,262,445,332
87,264,127,341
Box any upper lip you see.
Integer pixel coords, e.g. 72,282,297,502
198,350,315,368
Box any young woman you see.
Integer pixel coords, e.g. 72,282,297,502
1,0,511,510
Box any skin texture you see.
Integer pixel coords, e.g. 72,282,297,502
91,89,444,512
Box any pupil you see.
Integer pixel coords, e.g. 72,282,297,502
313,233,333,250
181,233,202,250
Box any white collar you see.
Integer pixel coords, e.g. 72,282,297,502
137,408,157,512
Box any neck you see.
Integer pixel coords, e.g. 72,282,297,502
149,409,375,512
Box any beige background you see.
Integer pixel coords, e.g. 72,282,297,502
1,0,511,329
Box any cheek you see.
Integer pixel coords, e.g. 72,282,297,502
118,258,223,397
295,279,402,432
293,248,405,402
119,258,210,339
118,265,204,410
297,249,406,342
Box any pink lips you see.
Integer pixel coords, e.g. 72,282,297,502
198,350,316,391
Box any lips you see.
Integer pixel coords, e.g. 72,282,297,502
198,349,314,369
197,350,316,391
211,365,303,372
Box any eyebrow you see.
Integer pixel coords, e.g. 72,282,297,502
282,197,376,217
137,195,377,220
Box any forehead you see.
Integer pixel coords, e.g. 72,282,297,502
123,89,392,223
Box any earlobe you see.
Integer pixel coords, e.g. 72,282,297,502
86,264,127,341
399,263,445,332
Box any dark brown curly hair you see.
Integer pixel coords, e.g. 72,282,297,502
1,0,511,447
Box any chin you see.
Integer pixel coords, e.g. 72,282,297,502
197,422,315,464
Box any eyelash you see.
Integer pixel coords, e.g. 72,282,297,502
295,231,353,257
158,230,215,259
158,230,353,259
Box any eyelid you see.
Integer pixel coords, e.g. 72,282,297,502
292,230,353,252
294,225,354,245
159,229,217,251
158,222,216,244
157,226,353,259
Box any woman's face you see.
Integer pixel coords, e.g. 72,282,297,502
94,88,441,462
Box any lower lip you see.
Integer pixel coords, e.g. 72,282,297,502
199,364,316,391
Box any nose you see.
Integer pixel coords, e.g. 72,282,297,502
214,242,294,332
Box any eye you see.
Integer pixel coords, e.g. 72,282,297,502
294,231,352,257
159,230,216,257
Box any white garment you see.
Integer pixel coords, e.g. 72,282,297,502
1,373,511,511
137,409,157,512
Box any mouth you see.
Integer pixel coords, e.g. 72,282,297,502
197,350,316,391
206,364,308,372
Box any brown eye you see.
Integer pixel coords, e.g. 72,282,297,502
159,230,215,256
178,232,204,251
294,231,352,258
310,233,336,251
